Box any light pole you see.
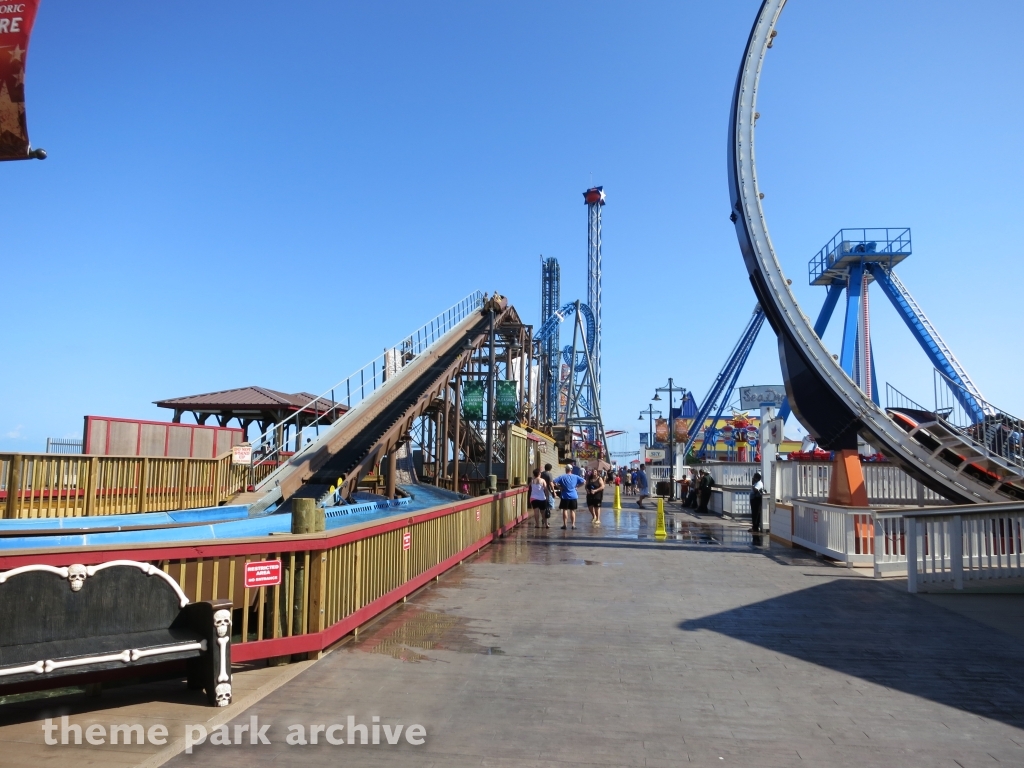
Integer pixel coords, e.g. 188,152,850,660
653,379,687,500
638,406,662,452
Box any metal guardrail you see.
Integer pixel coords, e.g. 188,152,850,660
934,370,1024,471
45,438,82,455
0,488,528,663
885,382,928,414
248,291,485,487
808,228,911,285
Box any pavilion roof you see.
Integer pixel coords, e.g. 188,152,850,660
154,386,341,414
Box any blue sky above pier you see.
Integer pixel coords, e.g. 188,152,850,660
1,1,1021,450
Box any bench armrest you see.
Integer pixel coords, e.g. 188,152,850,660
178,598,233,706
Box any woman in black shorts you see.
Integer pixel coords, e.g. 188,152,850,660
585,469,605,525
528,468,551,528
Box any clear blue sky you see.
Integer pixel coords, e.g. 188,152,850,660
2,1,1022,452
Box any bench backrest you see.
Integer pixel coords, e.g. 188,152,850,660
0,562,188,647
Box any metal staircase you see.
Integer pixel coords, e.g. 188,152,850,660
868,265,989,421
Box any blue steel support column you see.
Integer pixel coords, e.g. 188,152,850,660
866,263,985,421
839,264,863,377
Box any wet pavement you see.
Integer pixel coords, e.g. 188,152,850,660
156,496,1024,768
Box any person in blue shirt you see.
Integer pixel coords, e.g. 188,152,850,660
636,464,650,509
553,464,586,530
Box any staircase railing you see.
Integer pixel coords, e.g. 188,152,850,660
934,370,1024,471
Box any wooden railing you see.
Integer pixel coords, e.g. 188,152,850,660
0,451,276,519
0,488,528,663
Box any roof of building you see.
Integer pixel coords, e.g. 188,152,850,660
154,386,342,414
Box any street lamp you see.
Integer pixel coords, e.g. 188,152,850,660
638,405,662,451
653,379,687,500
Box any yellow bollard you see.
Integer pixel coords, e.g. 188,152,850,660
613,484,622,510
654,497,667,538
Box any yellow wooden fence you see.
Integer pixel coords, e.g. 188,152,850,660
156,489,526,658
0,451,275,519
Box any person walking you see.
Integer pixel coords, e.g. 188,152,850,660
749,471,764,533
541,463,555,523
585,469,606,525
553,463,585,530
529,468,551,529
697,469,714,514
636,464,650,509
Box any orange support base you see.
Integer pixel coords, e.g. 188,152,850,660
827,448,869,507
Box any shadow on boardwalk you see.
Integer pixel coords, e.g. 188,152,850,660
679,578,1024,730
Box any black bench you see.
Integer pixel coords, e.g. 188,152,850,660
0,559,233,706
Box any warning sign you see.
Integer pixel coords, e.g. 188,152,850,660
402,531,411,551
244,559,282,588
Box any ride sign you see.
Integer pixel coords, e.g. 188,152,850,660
462,381,484,421
0,0,40,160
244,560,282,589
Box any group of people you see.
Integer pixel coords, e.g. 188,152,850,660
679,468,715,513
616,466,650,498
529,461,766,532
528,461,613,529
530,462,657,524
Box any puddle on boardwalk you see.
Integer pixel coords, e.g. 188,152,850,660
482,506,763,560
352,607,503,662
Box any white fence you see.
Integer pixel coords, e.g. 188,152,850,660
773,501,1024,591
710,487,751,519
773,461,946,506
647,466,673,481
907,504,1024,592
790,501,875,565
873,512,907,577
705,462,760,488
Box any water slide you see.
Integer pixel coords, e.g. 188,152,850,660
245,293,521,514
728,1,1024,502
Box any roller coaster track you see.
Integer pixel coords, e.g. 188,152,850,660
729,1,1024,503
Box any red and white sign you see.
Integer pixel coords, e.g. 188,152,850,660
476,508,480,521
244,559,282,588
402,531,411,551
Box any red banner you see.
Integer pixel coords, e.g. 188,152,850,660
0,1,39,160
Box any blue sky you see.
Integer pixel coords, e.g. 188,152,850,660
2,1,1021,452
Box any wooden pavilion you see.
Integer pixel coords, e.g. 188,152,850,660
154,386,347,447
